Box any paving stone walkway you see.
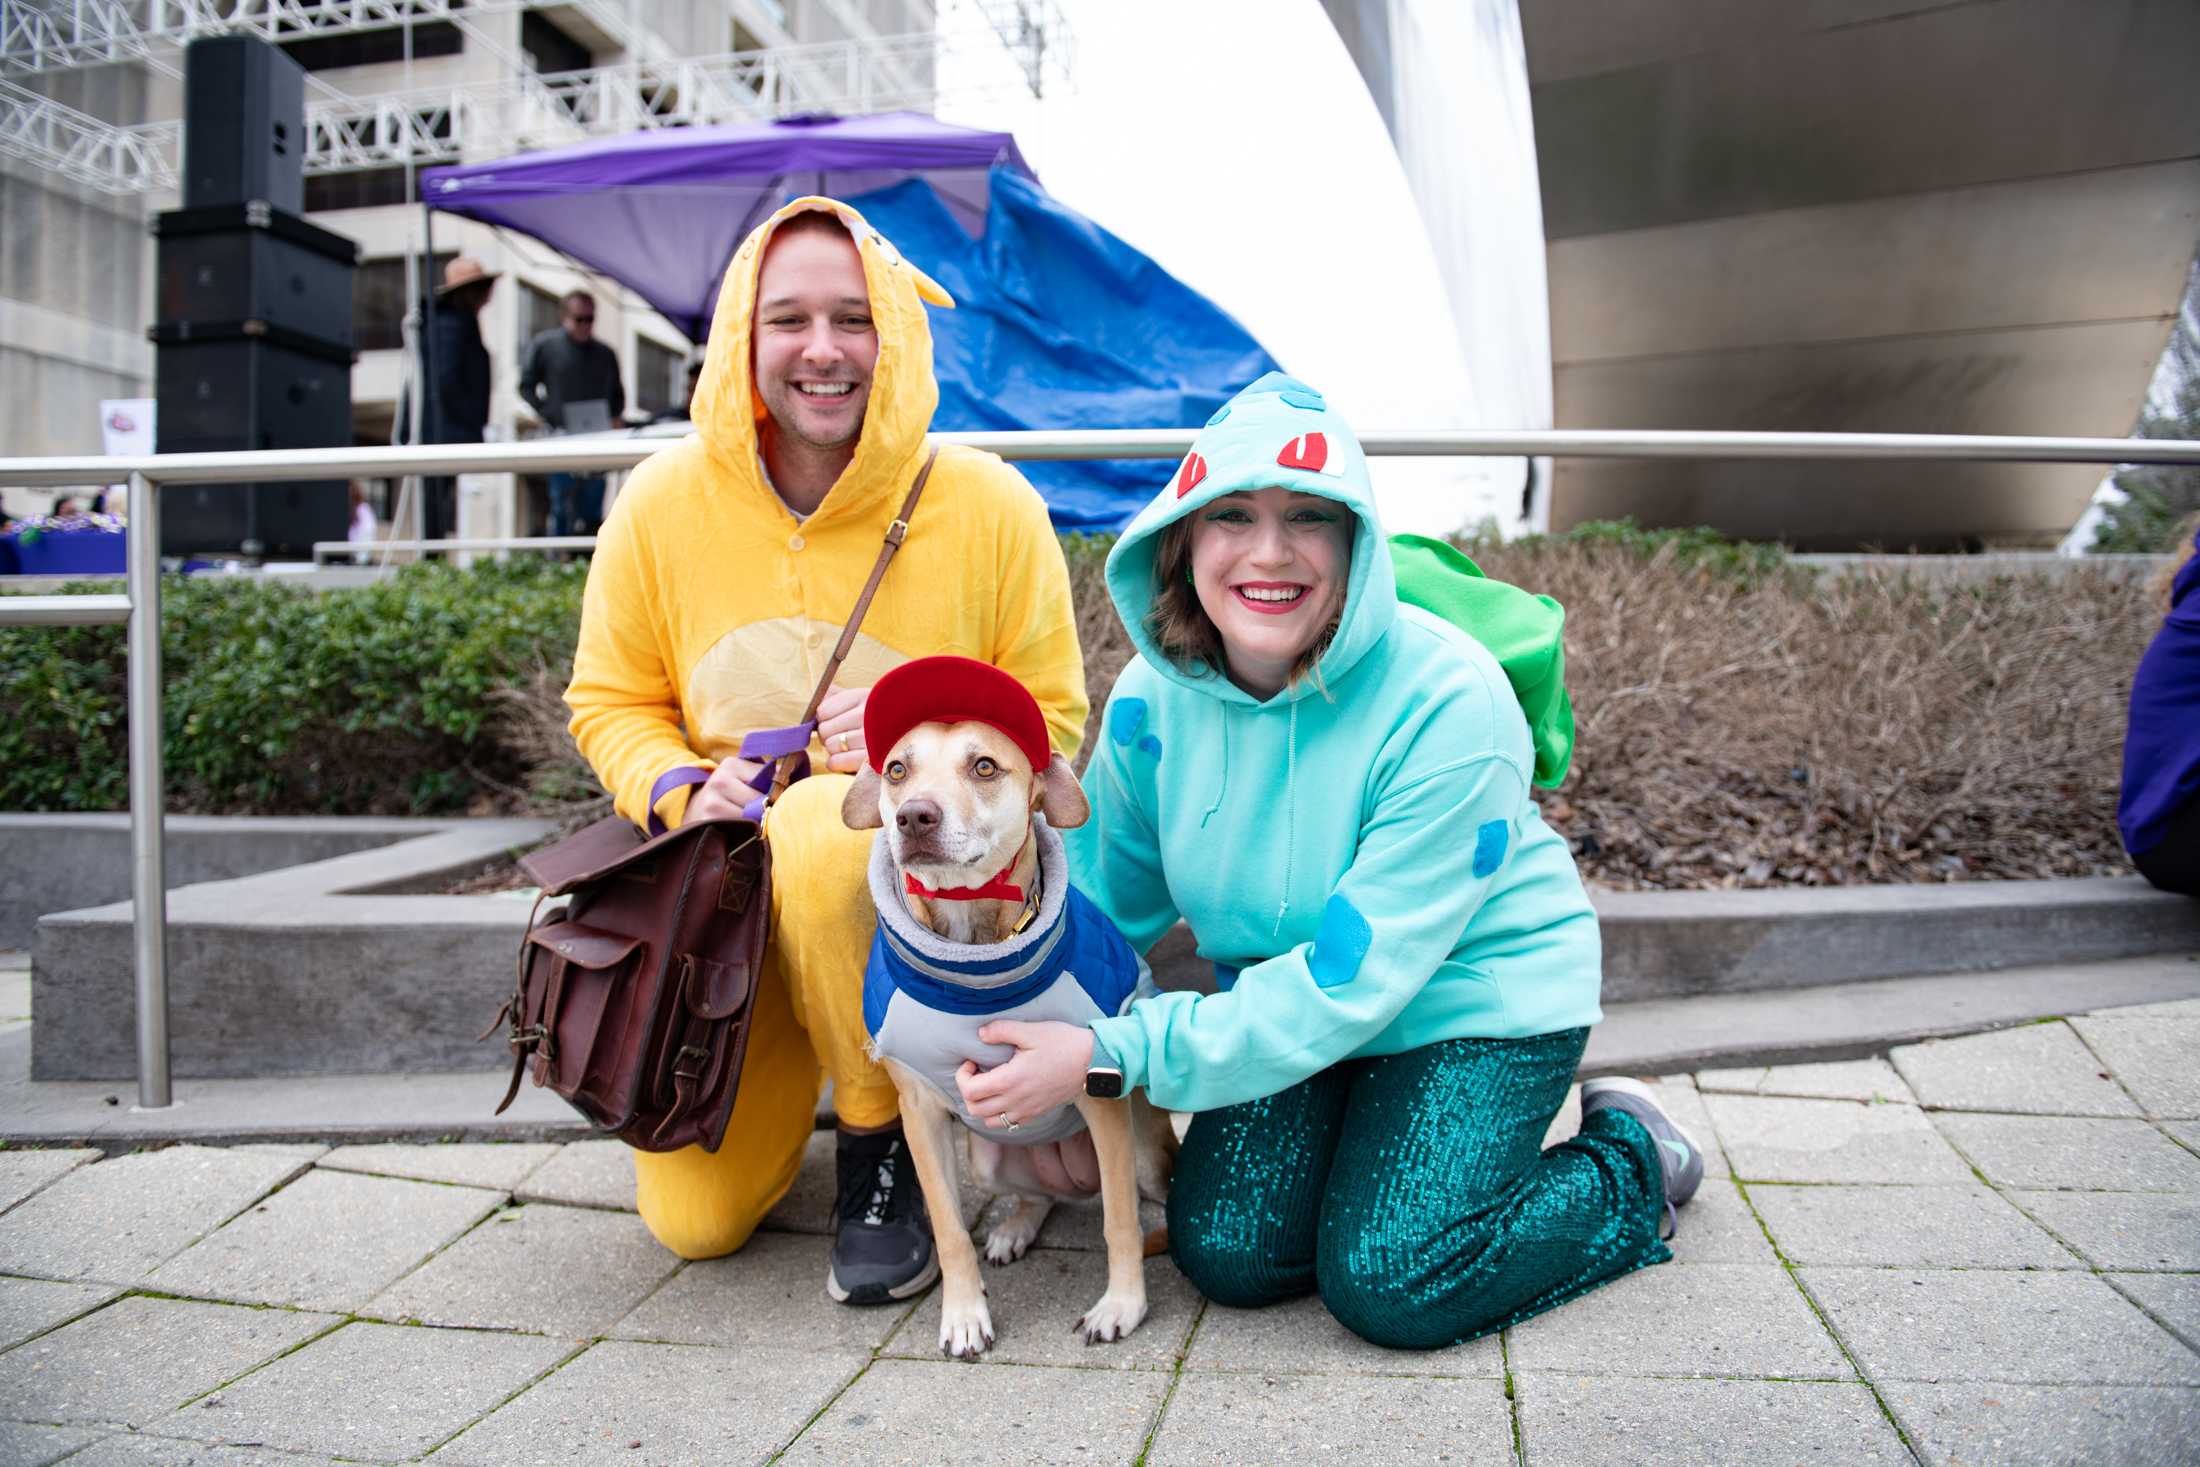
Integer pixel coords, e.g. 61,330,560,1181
0,996,2194,1465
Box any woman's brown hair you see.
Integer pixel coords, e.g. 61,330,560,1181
1141,514,1348,695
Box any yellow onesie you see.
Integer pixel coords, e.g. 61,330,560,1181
564,197,1088,1259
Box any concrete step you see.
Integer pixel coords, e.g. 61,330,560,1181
8,953,2194,1150
1585,951,2200,1076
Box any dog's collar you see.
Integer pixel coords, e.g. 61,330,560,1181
904,836,1030,904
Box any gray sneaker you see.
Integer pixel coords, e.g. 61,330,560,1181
827,1125,939,1305
1581,1078,1705,1236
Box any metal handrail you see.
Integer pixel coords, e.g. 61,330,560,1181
0,594,131,625
4,426,2199,1111
9,427,2200,488
310,535,599,563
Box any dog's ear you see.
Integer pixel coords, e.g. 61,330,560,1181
1034,753,1090,829
840,764,885,829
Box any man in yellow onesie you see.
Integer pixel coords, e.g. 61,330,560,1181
564,197,1087,1303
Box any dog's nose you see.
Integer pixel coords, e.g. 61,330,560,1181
895,799,941,834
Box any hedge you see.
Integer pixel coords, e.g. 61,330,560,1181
0,525,2155,891
1,560,587,815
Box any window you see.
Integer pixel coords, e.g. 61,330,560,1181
354,253,454,352
522,13,592,75
519,284,565,357
282,19,462,72
636,337,684,418
307,166,411,212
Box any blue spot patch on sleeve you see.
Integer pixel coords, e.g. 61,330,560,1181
1279,387,1327,412
1472,820,1510,877
1307,895,1373,990
1205,403,1231,426
1108,697,1148,747
1136,734,1162,759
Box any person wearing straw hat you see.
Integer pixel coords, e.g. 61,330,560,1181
419,255,498,541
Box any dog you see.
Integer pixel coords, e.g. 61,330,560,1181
839,658,1175,1359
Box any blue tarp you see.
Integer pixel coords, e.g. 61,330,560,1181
423,114,1279,530
847,167,1280,529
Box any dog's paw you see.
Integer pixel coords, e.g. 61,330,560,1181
985,1224,1035,1265
1075,1288,1148,1346
984,1198,1049,1265
938,1289,994,1360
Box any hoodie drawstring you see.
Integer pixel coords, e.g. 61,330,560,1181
1200,704,1229,828
1275,696,1297,936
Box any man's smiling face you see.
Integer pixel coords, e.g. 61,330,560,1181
751,220,878,453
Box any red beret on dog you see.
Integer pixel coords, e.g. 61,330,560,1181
863,655,1053,774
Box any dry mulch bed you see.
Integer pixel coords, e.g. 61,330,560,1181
1071,536,2154,891
477,537,2157,893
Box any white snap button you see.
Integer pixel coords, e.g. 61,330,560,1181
788,534,805,551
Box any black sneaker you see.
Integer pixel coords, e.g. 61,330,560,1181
827,1124,938,1305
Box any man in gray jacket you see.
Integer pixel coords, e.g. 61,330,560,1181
520,290,625,537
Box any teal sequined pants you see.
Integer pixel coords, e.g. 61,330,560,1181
1168,1027,1669,1350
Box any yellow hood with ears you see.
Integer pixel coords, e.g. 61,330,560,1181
687,196,956,519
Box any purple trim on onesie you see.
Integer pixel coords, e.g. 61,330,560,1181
644,766,712,837
735,722,819,823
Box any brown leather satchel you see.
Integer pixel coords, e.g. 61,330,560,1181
485,447,939,1151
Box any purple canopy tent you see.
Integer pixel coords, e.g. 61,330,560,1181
420,111,1030,342
414,110,1280,527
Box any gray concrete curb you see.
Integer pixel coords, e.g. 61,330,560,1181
0,813,462,948
9,953,2194,1150
17,814,2200,1083
31,819,554,1081
1591,874,2200,999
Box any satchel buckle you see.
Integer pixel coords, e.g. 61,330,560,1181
512,1022,552,1065
672,1042,709,1080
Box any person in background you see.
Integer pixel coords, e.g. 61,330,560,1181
346,481,380,565
418,256,498,543
51,496,86,518
2119,512,2200,896
520,289,626,539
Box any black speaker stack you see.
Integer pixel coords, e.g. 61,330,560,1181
153,35,359,559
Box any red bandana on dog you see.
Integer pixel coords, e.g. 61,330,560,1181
903,835,1030,903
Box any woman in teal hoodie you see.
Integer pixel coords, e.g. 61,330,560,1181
958,374,1702,1348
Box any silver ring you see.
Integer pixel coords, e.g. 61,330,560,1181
1004,1115,1020,1131
833,732,848,752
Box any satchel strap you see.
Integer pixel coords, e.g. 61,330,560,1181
763,444,940,810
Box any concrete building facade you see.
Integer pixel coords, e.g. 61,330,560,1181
1,0,978,533
1518,0,2200,549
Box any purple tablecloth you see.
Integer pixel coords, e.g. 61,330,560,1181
2,527,126,576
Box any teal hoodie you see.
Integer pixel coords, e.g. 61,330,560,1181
1066,373,1602,1114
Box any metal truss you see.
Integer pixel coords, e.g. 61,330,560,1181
5,21,1056,193
0,74,175,188
0,1,673,75
0,1,1068,195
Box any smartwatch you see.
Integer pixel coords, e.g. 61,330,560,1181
1086,1035,1126,1099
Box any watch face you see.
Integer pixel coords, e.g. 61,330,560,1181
1085,1068,1125,1100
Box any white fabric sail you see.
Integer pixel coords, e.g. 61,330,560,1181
1323,0,1555,534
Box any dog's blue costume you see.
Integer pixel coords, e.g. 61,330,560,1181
863,819,1151,1146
